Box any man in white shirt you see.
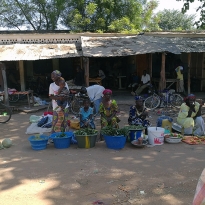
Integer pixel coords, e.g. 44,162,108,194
131,70,150,96
80,85,105,114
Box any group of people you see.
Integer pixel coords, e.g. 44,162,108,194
49,69,205,138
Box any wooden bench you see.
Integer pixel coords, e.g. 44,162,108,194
89,78,102,85
0,90,34,108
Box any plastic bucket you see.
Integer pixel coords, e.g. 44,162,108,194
103,135,126,150
148,127,165,145
129,130,142,142
75,134,97,148
50,132,73,149
28,135,49,150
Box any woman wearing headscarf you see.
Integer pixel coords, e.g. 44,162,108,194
99,89,120,128
49,70,69,133
128,96,150,129
177,94,205,136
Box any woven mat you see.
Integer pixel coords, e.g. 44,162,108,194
182,136,205,145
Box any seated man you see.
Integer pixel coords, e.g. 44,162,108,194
177,94,205,136
131,70,150,96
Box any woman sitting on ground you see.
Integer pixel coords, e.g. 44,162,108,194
128,96,151,130
79,99,95,129
99,89,120,128
177,94,205,136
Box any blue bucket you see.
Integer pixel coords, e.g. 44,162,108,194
50,132,73,149
28,135,49,150
103,135,126,150
129,130,142,142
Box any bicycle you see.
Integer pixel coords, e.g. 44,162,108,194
67,90,89,115
143,85,183,110
0,96,12,123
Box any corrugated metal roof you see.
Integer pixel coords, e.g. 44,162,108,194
81,35,183,57
1,34,205,60
0,43,82,61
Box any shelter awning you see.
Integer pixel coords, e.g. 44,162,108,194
0,43,82,61
81,35,182,57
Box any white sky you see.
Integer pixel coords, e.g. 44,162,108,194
155,0,201,20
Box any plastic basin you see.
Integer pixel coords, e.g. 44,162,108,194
103,135,126,150
28,135,49,150
50,132,73,149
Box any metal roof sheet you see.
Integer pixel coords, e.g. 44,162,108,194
81,35,183,57
0,43,82,61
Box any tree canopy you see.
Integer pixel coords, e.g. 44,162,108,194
158,9,195,31
0,0,159,33
176,0,205,29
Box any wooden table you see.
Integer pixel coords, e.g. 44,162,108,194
152,78,179,92
117,76,126,89
0,90,34,108
89,78,102,85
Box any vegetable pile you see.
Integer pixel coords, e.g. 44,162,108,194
56,132,67,138
125,125,145,130
74,128,98,136
101,126,130,137
33,134,43,140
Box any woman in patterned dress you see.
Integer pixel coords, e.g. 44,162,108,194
99,89,120,128
49,70,69,133
128,96,150,129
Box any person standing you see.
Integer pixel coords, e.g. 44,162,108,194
131,70,150,96
80,85,105,115
49,70,69,133
73,66,84,86
175,59,185,94
98,68,106,86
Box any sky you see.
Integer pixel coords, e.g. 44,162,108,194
155,0,201,20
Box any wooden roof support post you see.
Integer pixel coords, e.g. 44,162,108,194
19,60,25,91
148,53,152,78
159,52,166,91
83,57,89,87
187,53,191,95
0,62,9,105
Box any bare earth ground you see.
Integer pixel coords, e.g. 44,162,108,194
0,103,205,205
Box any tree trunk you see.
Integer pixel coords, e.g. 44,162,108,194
0,63,9,105
159,52,166,91
83,57,89,87
187,53,191,94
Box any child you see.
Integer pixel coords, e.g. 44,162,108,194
79,99,95,129
56,78,69,110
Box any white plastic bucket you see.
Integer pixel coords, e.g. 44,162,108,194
148,127,165,145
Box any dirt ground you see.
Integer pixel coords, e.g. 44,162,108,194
0,104,205,205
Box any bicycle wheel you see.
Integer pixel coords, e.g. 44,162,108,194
144,94,160,110
71,97,84,115
9,94,19,103
0,103,12,123
170,93,183,108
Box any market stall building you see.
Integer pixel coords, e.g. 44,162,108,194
0,31,205,104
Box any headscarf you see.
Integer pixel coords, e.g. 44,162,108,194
103,89,112,95
52,70,62,77
135,96,143,101
184,94,196,102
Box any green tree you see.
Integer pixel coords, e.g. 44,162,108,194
61,0,143,33
141,0,161,31
0,0,66,30
0,0,161,33
158,9,195,31
176,0,205,29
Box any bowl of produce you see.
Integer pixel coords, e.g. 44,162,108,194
164,133,182,144
131,137,148,148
